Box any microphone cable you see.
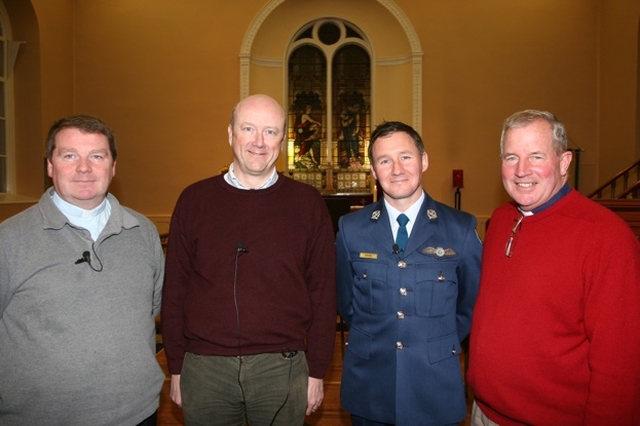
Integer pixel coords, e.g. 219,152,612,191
233,244,244,358
268,349,295,426
232,241,293,426
233,243,249,421
87,244,104,272
73,244,103,272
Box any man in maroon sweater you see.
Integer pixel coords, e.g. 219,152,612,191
161,94,337,425
468,110,640,425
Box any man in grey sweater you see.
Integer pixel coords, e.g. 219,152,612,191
0,115,165,426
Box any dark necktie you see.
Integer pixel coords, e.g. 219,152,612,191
396,213,409,257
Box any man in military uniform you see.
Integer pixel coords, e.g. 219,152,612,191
336,120,482,426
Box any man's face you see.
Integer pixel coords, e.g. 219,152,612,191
228,96,285,187
501,119,572,212
370,131,428,210
47,127,116,210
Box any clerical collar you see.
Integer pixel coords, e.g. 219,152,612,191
224,163,279,190
51,191,111,241
520,183,571,215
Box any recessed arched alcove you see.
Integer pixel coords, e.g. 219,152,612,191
239,0,422,134
238,0,422,198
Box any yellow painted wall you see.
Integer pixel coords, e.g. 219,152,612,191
598,0,640,180
1,0,638,231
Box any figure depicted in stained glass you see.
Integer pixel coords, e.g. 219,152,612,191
340,103,362,166
296,104,322,167
336,91,366,169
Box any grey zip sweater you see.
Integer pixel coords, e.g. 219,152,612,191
0,189,165,426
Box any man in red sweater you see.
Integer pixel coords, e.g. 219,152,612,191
468,110,640,425
161,94,337,425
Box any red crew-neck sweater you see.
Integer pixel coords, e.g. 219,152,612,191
468,190,640,425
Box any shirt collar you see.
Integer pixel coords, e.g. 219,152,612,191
384,191,425,234
224,163,279,190
51,190,109,218
51,190,111,241
521,183,571,215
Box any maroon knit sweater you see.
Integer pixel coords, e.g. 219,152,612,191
161,174,337,379
468,190,640,425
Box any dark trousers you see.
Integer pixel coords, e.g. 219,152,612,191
136,411,157,426
181,351,308,426
350,415,393,426
350,413,460,426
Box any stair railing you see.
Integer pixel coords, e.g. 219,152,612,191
588,159,640,199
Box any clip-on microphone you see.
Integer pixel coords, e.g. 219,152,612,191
75,251,91,264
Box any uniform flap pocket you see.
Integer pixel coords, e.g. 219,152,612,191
427,332,461,364
345,326,372,360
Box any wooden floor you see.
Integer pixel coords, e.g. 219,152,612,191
156,331,472,425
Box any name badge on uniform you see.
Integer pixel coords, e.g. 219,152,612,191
359,252,378,259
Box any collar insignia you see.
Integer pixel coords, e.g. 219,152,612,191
427,209,438,220
371,210,381,221
422,246,456,257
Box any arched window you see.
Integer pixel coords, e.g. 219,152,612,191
0,6,9,193
287,19,372,195
0,0,18,196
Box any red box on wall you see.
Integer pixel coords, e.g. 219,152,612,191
452,169,464,188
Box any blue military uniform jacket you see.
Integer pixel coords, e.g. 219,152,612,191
336,193,482,425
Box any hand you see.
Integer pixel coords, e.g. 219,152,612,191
170,374,182,407
306,377,324,415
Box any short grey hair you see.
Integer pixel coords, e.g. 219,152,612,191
500,110,568,157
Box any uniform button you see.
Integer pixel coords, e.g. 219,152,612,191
396,311,405,319
438,273,445,281
397,260,407,268
399,287,408,296
396,342,404,350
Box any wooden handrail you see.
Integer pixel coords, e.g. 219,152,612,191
617,180,640,199
588,158,640,199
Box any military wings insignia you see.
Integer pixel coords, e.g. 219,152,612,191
422,246,456,257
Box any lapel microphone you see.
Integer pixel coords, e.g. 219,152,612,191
237,242,248,254
74,249,103,272
75,251,91,264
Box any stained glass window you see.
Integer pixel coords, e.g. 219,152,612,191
287,19,372,195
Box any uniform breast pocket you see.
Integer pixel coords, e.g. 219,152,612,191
352,260,389,315
414,264,458,317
